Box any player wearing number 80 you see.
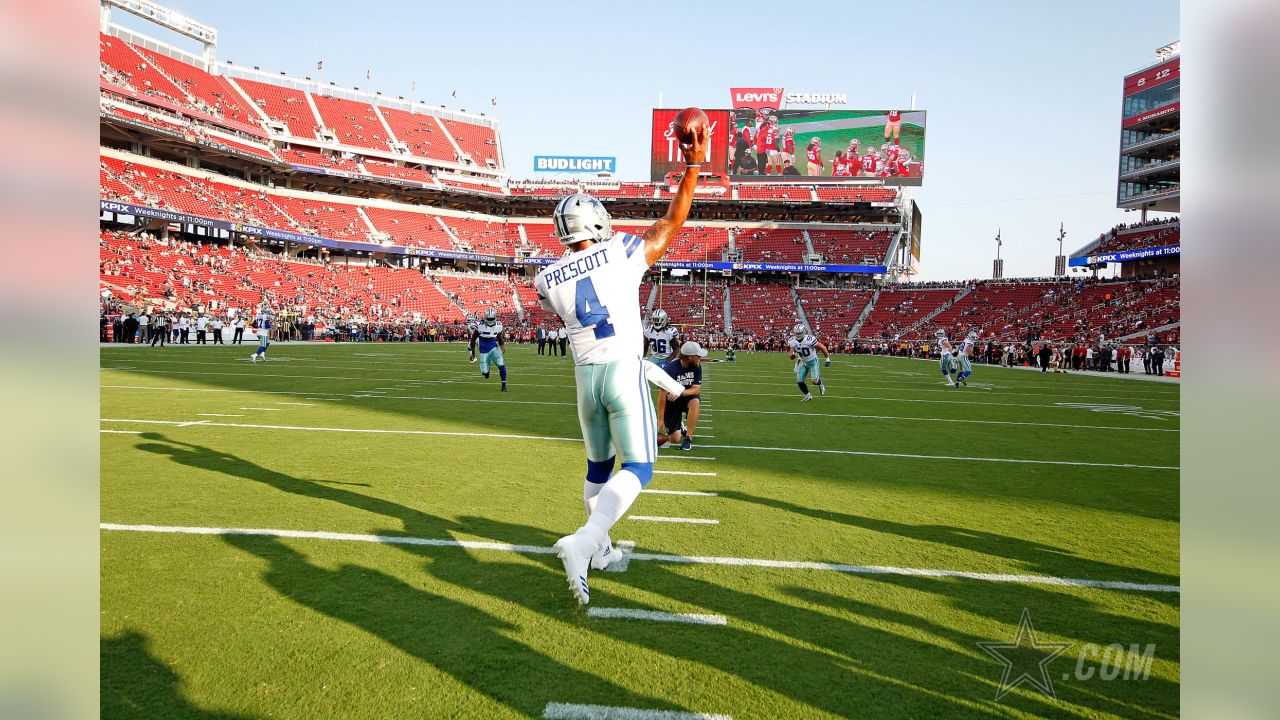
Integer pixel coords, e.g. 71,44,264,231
534,114,710,605
788,323,831,402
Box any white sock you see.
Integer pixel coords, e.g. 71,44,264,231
583,479,604,518
577,471,643,547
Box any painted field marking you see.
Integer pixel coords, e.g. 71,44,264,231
99,418,1174,470
711,408,1179,433
196,413,243,417
99,523,1180,593
586,608,727,626
102,385,577,409
653,470,717,477
274,402,316,407
543,702,731,720
600,540,636,573
643,489,718,497
628,516,720,525
175,420,211,428
100,430,142,435
239,407,281,411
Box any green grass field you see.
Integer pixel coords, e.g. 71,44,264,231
100,343,1179,719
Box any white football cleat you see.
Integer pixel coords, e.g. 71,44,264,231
819,383,827,395
590,536,615,571
553,533,594,605
469,357,477,364
801,393,814,402
250,354,257,362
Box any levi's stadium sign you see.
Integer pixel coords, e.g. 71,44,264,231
730,87,848,110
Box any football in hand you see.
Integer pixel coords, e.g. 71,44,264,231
672,107,709,145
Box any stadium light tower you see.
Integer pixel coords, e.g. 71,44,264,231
993,230,1004,279
1054,222,1067,276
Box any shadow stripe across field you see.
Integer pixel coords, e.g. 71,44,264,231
99,418,1178,469
99,523,1180,593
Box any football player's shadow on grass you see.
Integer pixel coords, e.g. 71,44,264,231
716,489,1180,597
135,433,456,537
222,532,689,717
101,630,252,720
784,582,1180,720
407,515,997,718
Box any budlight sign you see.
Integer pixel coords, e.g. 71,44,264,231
533,155,616,173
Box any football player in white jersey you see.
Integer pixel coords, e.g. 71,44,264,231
936,329,958,386
250,308,272,362
643,308,680,365
787,324,831,401
469,308,508,392
955,330,977,386
534,120,709,605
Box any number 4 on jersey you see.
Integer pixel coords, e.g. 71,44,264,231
574,277,615,339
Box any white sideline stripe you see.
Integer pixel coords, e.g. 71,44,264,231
196,413,243,417
690,442,1179,470
655,455,716,461
239,407,281,411
586,608,727,626
712,408,1177,433
100,418,579,444
628,516,720,525
102,384,577,408
98,418,1173,469
643,489,718,497
100,523,557,555
653,470,717,477
274,402,316,406
175,420,211,428
100,430,142,434
97,524,1179,593
544,702,731,720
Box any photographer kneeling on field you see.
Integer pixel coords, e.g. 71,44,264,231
657,341,706,452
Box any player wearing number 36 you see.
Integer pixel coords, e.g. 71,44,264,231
533,115,710,606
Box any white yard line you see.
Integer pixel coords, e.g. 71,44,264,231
710,407,1178,432
100,430,142,434
543,702,732,720
239,407,282,411
97,523,1181,593
586,608,727,626
100,417,1173,469
628,516,720,525
196,413,243,417
643,490,718,497
653,470,717,477
274,402,316,407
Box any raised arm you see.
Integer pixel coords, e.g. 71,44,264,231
643,120,711,265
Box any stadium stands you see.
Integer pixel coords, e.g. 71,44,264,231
362,207,457,250
230,77,317,138
733,228,807,262
445,216,521,256
855,288,959,339
376,106,457,164
808,230,893,265
361,160,438,186
728,284,797,337
796,288,875,340
310,94,391,153
438,117,502,169
434,275,519,323
651,282,727,341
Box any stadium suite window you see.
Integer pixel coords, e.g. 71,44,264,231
1122,80,1179,119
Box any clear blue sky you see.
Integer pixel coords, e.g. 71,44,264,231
110,0,1178,281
